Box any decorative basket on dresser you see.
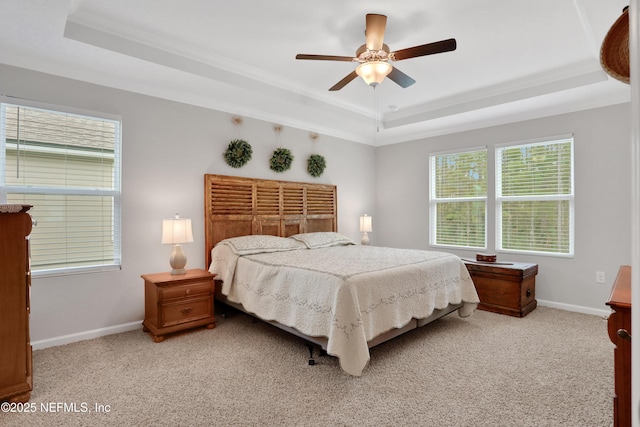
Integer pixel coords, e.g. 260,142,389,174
0,204,33,403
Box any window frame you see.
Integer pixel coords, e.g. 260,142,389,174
495,135,575,258
0,97,122,277
429,146,488,250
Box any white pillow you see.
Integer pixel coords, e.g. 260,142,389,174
217,235,305,255
289,232,355,249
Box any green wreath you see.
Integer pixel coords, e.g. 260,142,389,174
270,148,294,172
307,154,326,177
224,139,252,168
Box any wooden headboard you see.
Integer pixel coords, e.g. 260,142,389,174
204,174,337,268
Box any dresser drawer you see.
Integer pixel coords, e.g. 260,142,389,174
160,295,213,328
160,281,212,300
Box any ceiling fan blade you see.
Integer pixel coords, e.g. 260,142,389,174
391,38,457,61
329,71,359,91
387,67,416,88
365,14,387,51
296,54,355,62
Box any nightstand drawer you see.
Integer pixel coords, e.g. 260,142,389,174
160,281,212,300
161,296,213,328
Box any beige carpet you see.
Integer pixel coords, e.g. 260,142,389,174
0,306,613,427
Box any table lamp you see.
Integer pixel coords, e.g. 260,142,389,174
360,214,372,245
161,214,194,274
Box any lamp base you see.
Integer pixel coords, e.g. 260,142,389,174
169,244,188,275
361,232,370,246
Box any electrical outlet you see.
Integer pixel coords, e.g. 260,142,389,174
595,271,606,284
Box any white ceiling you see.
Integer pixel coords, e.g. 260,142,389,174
0,0,631,145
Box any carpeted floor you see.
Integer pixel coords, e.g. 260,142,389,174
0,306,613,426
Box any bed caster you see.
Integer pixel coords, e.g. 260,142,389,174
307,344,317,366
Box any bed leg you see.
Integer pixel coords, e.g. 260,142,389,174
307,344,316,366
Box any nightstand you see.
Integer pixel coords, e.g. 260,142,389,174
464,261,538,317
142,269,215,342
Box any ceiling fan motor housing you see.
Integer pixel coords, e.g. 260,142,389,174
356,43,390,63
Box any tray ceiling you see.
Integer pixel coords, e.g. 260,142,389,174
0,0,631,145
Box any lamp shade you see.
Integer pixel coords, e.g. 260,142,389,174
161,215,194,244
356,61,392,86
360,214,372,233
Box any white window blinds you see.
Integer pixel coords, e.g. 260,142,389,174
496,136,574,256
1,101,122,274
429,148,487,248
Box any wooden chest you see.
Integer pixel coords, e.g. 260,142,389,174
464,261,538,317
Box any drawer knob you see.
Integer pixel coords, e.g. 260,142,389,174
185,289,191,295
617,329,631,342
526,289,531,297
181,307,193,315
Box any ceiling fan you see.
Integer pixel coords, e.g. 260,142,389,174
295,13,457,91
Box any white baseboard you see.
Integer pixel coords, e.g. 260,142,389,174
31,320,143,351
537,299,611,318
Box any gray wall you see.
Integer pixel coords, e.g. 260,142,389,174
0,64,376,345
1,62,628,346
374,103,632,314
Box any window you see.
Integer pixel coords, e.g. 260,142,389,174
429,148,487,248
496,136,574,256
1,100,122,275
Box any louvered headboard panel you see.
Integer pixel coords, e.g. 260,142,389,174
204,174,337,268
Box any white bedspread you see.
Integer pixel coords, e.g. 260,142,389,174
210,242,479,376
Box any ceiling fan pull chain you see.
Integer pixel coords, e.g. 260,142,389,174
374,85,380,134
372,85,376,137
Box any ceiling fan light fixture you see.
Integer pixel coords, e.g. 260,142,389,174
356,61,392,86
296,14,456,91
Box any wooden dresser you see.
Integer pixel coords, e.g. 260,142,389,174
464,261,538,317
0,204,33,403
142,269,215,342
606,265,632,427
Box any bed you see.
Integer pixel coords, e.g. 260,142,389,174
205,174,479,376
